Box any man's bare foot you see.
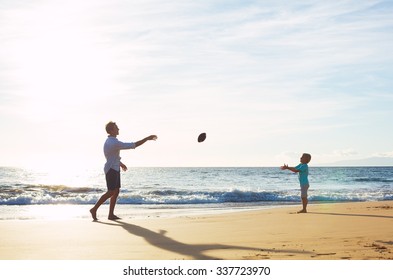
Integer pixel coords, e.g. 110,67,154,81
297,209,307,213
108,215,121,220
90,208,98,221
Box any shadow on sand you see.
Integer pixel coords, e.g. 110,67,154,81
97,220,312,259
308,212,393,219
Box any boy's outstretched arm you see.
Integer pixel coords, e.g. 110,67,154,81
280,164,299,173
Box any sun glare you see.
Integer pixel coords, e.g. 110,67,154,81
36,168,95,189
9,1,118,118
25,205,86,220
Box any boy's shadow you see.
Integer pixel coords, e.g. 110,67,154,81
97,220,311,260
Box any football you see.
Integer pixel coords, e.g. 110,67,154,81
198,133,206,143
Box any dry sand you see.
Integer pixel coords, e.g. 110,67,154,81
0,201,392,260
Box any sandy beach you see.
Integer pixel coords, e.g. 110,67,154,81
0,201,392,260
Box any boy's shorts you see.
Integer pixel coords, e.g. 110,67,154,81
106,168,121,190
300,184,309,198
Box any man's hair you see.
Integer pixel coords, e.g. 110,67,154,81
105,121,117,134
303,153,312,163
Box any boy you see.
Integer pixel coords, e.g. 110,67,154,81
281,153,311,213
90,121,157,221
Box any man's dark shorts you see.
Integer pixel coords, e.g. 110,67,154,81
105,168,121,190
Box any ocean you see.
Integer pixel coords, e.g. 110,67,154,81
0,166,392,220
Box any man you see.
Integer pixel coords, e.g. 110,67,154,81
90,121,157,221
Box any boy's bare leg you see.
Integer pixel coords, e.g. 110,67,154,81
298,197,308,213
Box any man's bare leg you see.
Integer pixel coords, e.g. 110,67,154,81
90,191,115,220
108,188,120,220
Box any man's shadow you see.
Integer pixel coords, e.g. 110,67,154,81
97,220,311,260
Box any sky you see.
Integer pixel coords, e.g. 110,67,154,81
1,0,393,169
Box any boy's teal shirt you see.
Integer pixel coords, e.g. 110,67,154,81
295,163,309,186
